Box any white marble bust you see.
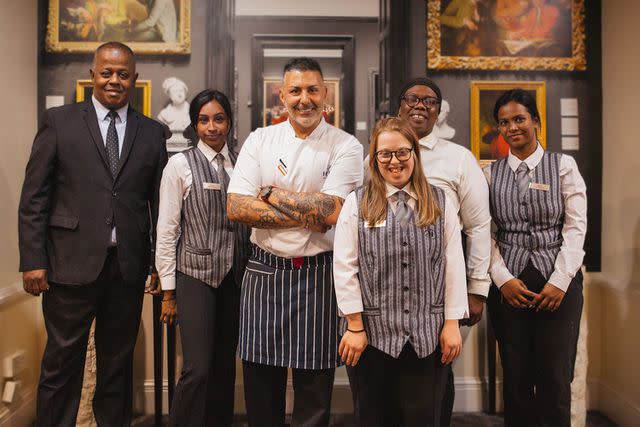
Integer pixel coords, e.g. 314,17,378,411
157,77,191,152
433,99,456,141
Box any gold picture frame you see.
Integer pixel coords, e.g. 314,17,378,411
46,0,191,54
76,79,152,117
470,81,546,167
262,78,341,128
427,0,586,71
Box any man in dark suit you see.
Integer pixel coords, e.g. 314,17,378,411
18,41,168,427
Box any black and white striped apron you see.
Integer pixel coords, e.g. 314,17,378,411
238,245,340,370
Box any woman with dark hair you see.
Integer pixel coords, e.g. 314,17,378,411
333,117,468,426
155,89,250,426
485,89,587,427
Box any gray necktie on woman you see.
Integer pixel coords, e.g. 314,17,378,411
215,153,230,192
394,191,413,228
515,162,530,198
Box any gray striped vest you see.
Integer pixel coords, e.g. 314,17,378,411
351,185,446,359
490,151,564,280
176,147,251,287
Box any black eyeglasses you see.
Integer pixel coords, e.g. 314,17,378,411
401,94,440,109
375,148,413,163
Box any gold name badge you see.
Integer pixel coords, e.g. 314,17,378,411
529,182,550,191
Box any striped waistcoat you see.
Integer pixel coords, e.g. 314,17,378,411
352,185,446,359
489,151,564,280
176,147,251,287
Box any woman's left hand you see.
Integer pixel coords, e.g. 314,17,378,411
532,283,566,312
440,319,462,364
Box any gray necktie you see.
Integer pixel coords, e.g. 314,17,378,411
106,111,119,178
394,191,413,229
215,153,230,192
515,162,530,198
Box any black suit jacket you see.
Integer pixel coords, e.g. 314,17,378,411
19,100,168,286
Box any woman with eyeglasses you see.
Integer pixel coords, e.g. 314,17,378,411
485,89,587,427
333,117,468,426
395,77,491,426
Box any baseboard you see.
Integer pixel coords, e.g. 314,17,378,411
135,376,500,415
0,388,36,427
593,378,640,427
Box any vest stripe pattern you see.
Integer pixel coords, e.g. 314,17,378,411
239,246,339,369
176,148,251,287
490,152,564,280
348,185,447,359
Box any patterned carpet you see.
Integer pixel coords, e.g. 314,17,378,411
132,411,618,426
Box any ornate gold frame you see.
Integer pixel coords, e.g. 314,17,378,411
262,78,341,128
470,81,546,167
46,0,191,54
427,0,586,71
76,79,152,117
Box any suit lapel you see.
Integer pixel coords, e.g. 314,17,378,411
82,101,110,172
116,107,140,179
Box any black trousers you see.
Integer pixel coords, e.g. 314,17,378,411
440,365,454,427
346,343,448,427
169,271,240,427
242,361,335,427
488,262,583,427
36,248,144,427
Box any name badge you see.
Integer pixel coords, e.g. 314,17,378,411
364,220,386,228
529,182,550,191
203,182,221,191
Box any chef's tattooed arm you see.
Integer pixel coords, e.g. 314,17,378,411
265,187,344,228
227,194,301,229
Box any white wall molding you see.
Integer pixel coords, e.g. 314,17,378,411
0,281,29,309
588,378,640,426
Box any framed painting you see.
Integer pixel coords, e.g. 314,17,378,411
76,79,152,117
262,78,341,128
470,80,546,167
427,0,586,71
46,0,191,54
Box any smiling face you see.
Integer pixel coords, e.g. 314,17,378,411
497,100,539,158
90,47,137,110
375,131,415,189
196,100,229,152
398,85,439,139
279,69,327,138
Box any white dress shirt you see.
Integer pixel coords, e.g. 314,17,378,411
92,96,128,244
333,183,469,320
156,141,233,290
417,134,492,296
228,119,363,258
92,96,127,155
483,144,587,292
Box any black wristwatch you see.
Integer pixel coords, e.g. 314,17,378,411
259,185,274,204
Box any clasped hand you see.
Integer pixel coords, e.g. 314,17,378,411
500,278,565,312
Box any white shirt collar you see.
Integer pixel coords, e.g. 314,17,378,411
285,116,328,141
385,182,417,201
92,95,128,123
418,132,439,150
197,140,229,163
507,142,544,172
